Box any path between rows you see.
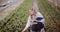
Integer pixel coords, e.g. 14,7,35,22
0,0,24,20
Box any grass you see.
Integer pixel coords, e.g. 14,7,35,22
0,0,60,32
0,0,33,32
38,0,60,32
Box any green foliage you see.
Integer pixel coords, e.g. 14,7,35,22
38,0,60,32
0,0,33,32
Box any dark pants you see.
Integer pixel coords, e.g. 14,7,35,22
30,22,44,32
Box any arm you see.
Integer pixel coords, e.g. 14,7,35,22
22,17,31,32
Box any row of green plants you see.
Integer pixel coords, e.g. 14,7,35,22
0,0,33,32
38,0,60,32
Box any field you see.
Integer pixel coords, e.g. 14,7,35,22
38,0,60,32
0,0,60,32
0,0,33,32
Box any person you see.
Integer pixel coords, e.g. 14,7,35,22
22,8,45,32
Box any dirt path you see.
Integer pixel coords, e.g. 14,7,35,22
32,0,39,11
0,0,24,20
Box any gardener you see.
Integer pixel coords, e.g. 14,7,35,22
22,8,45,32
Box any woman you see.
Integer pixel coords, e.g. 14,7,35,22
22,8,45,32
